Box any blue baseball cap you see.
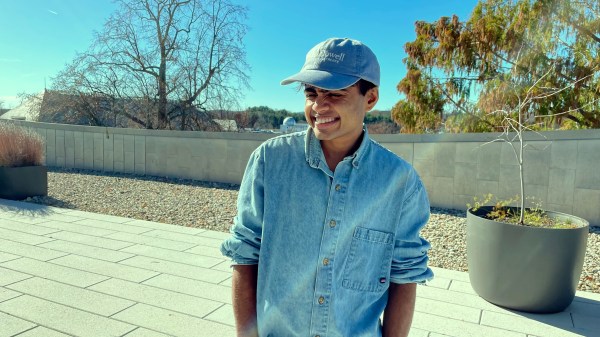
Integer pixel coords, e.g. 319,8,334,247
281,38,380,90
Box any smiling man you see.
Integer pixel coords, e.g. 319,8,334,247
221,38,433,337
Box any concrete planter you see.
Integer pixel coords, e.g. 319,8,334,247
0,166,48,200
466,206,589,313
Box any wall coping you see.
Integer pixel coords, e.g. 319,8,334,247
8,120,599,143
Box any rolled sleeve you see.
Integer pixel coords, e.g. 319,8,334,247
220,149,264,265
389,174,434,284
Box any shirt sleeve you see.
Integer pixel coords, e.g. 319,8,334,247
220,148,264,265
389,171,434,284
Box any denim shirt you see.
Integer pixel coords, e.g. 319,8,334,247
221,128,433,337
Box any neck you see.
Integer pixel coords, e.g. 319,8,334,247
321,131,364,171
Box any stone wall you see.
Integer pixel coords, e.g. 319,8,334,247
7,120,600,226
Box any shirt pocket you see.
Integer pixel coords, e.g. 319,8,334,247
342,226,394,292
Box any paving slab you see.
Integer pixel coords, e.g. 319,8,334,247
416,296,481,324
0,227,56,245
0,295,136,337
142,274,232,304
112,303,236,337
141,229,223,247
0,238,69,261
13,212,85,223
204,304,235,326
481,310,586,337
120,243,223,268
0,286,22,303
413,311,526,337
407,327,431,337
124,218,208,235
14,326,73,337
44,230,135,250
0,267,32,286
448,279,477,295
426,276,452,290
0,219,61,235
122,327,173,337
0,251,20,263
35,220,117,236
104,232,197,251
60,209,133,223
89,278,223,318
49,254,159,283
0,310,36,337
0,257,109,287
0,213,54,225
118,255,230,283
72,218,154,234
38,239,135,262
6,277,135,316
184,243,227,258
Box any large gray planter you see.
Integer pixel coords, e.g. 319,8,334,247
0,166,48,200
466,206,589,313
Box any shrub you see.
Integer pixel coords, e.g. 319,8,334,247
0,122,45,167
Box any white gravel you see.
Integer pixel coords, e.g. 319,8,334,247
26,168,600,294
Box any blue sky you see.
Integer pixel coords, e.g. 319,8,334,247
0,1,479,113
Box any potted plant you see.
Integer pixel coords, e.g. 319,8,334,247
465,66,590,313
0,122,48,200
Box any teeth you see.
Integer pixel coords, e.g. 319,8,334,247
315,117,336,124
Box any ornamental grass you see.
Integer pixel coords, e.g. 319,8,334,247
0,122,45,167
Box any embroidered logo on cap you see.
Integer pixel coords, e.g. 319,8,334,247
315,51,346,64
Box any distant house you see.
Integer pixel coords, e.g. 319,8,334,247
0,90,119,125
0,92,44,121
212,119,238,132
0,90,226,131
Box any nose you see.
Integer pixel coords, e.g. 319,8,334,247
312,95,328,114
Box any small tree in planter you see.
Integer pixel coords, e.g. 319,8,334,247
466,61,591,313
0,122,48,200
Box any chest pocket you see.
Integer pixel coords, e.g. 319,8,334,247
342,226,394,292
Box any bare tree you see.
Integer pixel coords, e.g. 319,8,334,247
47,0,249,130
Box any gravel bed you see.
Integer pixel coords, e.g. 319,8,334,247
26,168,600,294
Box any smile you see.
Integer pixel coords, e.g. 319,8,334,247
314,116,339,125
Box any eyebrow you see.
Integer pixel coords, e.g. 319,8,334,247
303,85,348,93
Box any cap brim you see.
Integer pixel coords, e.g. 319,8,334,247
280,70,359,90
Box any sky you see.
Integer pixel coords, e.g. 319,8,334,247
0,0,479,113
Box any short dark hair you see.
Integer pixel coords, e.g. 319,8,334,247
300,79,376,95
356,79,377,95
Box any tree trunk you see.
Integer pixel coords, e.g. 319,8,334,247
158,60,168,129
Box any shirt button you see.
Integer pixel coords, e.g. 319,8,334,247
329,220,336,228
323,258,329,266
335,184,341,191
318,296,325,304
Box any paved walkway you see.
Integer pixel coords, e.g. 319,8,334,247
0,199,598,337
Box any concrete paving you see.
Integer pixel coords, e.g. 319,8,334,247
0,198,598,337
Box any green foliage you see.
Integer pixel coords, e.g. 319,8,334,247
468,194,578,228
246,106,303,129
395,0,600,134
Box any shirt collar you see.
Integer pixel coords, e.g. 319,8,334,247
305,125,370,170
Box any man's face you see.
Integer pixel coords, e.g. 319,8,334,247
304,84,378,148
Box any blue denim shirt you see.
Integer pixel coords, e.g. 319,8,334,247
221,128,433,337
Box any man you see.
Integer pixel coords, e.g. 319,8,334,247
221,38,433,337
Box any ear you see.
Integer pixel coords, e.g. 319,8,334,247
364,87,379,112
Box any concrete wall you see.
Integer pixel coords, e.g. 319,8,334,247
7,120,600,226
